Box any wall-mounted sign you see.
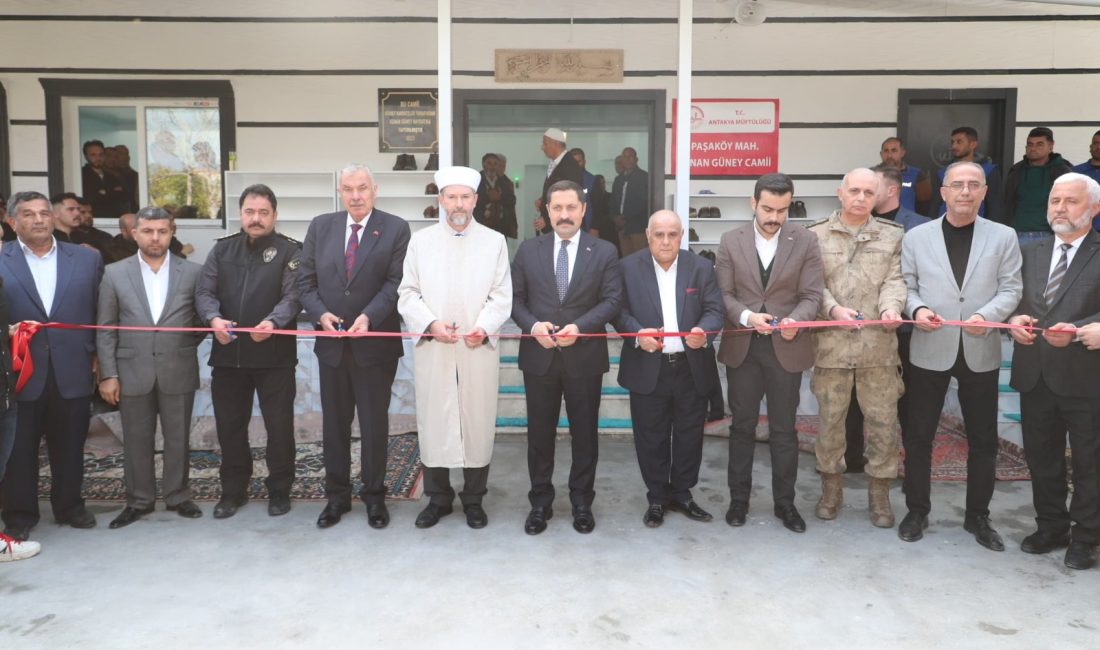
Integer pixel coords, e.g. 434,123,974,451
379,89,438,152
672,99,780,176
495,49,624,83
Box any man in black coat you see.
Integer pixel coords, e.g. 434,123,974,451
532,128,584,236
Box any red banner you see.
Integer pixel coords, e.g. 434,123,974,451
672,99,780,176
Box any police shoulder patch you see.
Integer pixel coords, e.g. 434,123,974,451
277,233,301,245
216,231,244,241
287,258,300,271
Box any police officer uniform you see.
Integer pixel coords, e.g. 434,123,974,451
195,229,302,513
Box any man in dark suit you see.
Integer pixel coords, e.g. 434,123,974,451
533,128,584,235
512,179,622,535
298,164,410,530
1008,172,1100,570
616,210,724,527
0,191,104,541
80,139,130,220
610,147,651,257
97,206,205,528
474,152,517,240
715,173,825,532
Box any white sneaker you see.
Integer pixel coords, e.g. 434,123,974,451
0,532,41,562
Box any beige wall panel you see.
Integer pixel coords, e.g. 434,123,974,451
451,24,678,70
233,76,437,122
8,124,47,172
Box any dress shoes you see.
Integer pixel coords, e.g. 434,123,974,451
213,495,248,519
109,506,154,529
524,506,552,535
57,507,97,529
1020,529,1071,555
774,505,806,533
415,503,454,529
643,504,665,528
3,526,31,542
317,501,351,529
897,511,928,542
963,515,1004,552
725,501,748,527
572,506,596,534
268,493,291,517
666,500,713,522
367,503,390,529
1064,541,1098,570
464,504,488,529
167,500,203,519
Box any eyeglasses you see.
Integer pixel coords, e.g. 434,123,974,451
946,181,984,192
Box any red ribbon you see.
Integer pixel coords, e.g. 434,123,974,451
10,321,42,394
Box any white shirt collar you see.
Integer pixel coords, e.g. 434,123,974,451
18,236,57,259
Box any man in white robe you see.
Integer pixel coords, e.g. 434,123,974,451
398,166,513,529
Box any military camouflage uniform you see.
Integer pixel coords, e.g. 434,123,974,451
808,211,907,479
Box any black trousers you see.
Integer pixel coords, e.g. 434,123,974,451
318,351,398,506
523,351,602,509
629,354,707,505
727,335,802,508
422,465,490,507
211,366,297,498
1,368,91,529
1020,378,1100,544
845,330,911,467
904,346,999,517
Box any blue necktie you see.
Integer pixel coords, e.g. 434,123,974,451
556,240,570,303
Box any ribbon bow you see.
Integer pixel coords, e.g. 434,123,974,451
10,321,42,394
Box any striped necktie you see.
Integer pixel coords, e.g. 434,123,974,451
1043,243,1072,306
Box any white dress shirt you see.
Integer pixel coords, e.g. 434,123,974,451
653,257,684,353
19,237,59,315
138,253,171,323
1048,232,1086,277
346,211,373,247
739,223,782,327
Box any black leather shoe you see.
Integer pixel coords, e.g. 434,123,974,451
367,503,390,529
415,503,454,529
109,506,154,529
898,511,928,542
268,493,291,517
643,504,665,528
3,526,31,541
667,500,713,522
1064,541,1098,570
963,515,1004,552
572,506,596,534
1020,529,1071,555
58,507,97,529
464,504,488,529
317,501,350,529
524,506,552,535
775,505,806,533
168,500,203,519
213,495,248,519
725,501,748,527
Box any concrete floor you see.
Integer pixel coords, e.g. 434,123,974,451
1,436,1096,649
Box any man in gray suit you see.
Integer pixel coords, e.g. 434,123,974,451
900,161,1023,550
1008,173,1100,570
97,207,205,528
715,173,824,532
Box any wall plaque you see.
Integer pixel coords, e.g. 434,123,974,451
378,89,438,152
495,49,624,83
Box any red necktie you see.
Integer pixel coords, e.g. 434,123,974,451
345,223,362,280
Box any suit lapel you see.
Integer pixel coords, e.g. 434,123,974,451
348,213,381,284
126,255,155,324
960,219,991,291
49,244,76,319
539,233,557,299
737,226,764,294
162,255,183,324
769,226,794,290
565,232,593,302
674,251,690,326
1049,232,1100,310
929,218,959,291
1031,237,1056,315
2,243,48,317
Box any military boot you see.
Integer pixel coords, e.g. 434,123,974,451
868,477,895,528
815,473,843,520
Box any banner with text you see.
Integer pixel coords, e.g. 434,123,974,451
672,99,779,176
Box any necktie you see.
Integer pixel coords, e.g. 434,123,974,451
1044,243,1072,305
555,239,570,303
345,223,362,281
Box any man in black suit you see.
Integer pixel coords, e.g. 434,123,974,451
610,147,651,257
533,128,584,235
298,164,410,530
1008,172,1100,570
616,210,724,527
512,180,622,535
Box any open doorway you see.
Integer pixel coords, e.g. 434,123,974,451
454,90,665,244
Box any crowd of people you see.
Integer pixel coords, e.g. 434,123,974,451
2,126,1100,576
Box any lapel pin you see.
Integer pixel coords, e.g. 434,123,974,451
372,230,380,237
586,246,592,252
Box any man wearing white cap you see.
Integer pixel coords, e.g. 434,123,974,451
397,166,513,529
534,128,585,235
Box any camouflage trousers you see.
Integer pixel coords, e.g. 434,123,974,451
811,366,903,479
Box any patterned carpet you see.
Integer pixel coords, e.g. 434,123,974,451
790,414,1031,481
38,434,424,502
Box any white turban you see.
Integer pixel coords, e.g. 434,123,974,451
543,127,567,143
433,166,481,192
